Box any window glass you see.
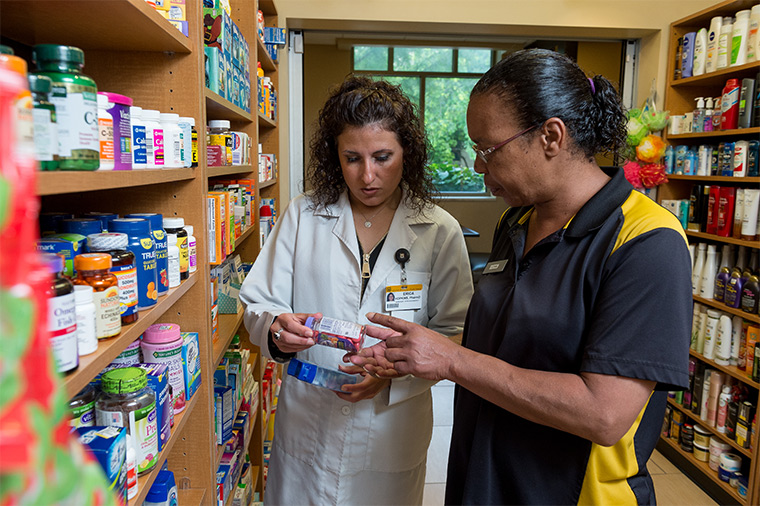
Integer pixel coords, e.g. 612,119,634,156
354,46,389,71
458,48,492,73
393,47,453,73
372,75,421,107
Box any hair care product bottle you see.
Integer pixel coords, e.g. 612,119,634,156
682,31,696,78
717,385,732,433
748,5,760,62
698,145,711,175
742,274,759,314
697,305,709,354
700,245,719,299
664,145,675,173
731,315,743,365
694,28,708,75
725,268,744,308
748,141,759,177
693,243,707,295
738,78,756,129
715,315,733,366
732,9,751,66
742,189,759,240
717,186,737,237
706,186,721,234
707,16,724,72
703,97,715,131
734,188,746,238
718,17,734,69
707,370,724,426
704,309,721,360
715,266,731,302
722,79,741,130
736,245,748,272
691,303,703,350
700,369,712,420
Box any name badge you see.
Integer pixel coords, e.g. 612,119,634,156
483,259,508,274
385,284,423,311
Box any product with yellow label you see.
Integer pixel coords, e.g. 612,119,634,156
163,217,189,281
73,252,121,339
126,213,169,296
110,218,158,309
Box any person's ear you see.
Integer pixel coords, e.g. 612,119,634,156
540,117,565,158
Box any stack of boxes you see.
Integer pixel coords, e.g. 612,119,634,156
207,180,254,266
145,0,190,36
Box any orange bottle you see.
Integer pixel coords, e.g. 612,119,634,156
73,253,121,339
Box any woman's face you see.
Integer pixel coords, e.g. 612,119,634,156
337,122,404,209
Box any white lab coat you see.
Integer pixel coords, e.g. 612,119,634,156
239,190,473,505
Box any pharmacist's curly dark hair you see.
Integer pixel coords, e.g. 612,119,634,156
306,75,435,212
471,49,627,161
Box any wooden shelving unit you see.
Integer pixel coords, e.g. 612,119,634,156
659,2,760,504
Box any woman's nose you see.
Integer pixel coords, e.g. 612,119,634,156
361,161,375,184
472,156,488,175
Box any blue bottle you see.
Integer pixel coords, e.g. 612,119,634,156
59,218,102,236
684,149,698,175
82,212,119,232
125,213,168,296
747,140,759,177
109,218,157,309
664,145,675,174
721,142,735,176
681,32,696,78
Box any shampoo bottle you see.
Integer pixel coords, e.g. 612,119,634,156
694,28,708,76
715,315,733,366
697,306,709,354
717,385,732,433
706,16,724,72
707,370,724,426
731,315,743,365
691,303,703,350
725,268,744,308
715,266,731,302
700,244,719,299
693,243,707,295
748,5,760,63
732,9,751,66
700,369,712,420
717,17,734,69
703,309,721,360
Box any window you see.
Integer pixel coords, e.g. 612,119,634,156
353,45,495,195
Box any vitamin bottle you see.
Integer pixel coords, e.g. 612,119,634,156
177,116,194,168
109,219,158,310
130,106,147,169
95,367,159,475
142,109,163,168
27,73,59,170
60,217,102,237
305,316,366,352
87,232,139,324
73,285,98,356
167,234,180,288
190,119,198,167
0,49,35,168
97,93,114,170
163,217,188,280
42,253,78,373
159,112,182,168
100,92,133,171
125,213,168,296
141,323,186,414
185,224,197,273
73,253,121,339
208,120,232,165
110,339,142,367
81,212,119,232
32,44,99,170
68,383,97,428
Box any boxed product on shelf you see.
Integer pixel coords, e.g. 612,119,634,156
74,426,128,504
263,27,286,46
181,332,202,400
216,463,233,506
207,193,224,264
259,152,277,182
214,385,234,445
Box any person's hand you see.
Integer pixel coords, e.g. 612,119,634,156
270,312,320,353
348,312,459,381
334,364,390,402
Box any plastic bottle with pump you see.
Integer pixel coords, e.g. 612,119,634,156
703,97,714,132
693,97,706,133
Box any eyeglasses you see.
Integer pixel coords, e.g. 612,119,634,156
471,124,540,164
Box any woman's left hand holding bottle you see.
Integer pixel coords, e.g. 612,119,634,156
270,312,321,353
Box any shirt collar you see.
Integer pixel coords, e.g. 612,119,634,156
564,166,632,238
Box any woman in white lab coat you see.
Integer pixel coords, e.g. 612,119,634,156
239,76,473,505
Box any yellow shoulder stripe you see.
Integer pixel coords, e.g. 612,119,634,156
613,191,687,255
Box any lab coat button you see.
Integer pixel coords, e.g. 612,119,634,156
341,405,351,415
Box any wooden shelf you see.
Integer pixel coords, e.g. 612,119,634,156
667,127,760,140
214,308,246,367
208,165,255,178
666,175,760,183
0,0,192,53
693,295,760,325
666,398,753,458
670,61,760,89
258,0,278,16
259,178,277,189
685,231,760,250
672,0,760,31
205,89,253,123
257,37,277,72
660,436,748,504
689,349,760,390
134,392,199,505
62,272,198,397
258,112,277,129
177,488,206,506
36,168,196,196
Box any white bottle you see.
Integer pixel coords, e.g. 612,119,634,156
141,109,163,168
715,314,733,365
748,5,760,62
734,189,745,238
700,244,718,299
717,17,734,69
733,140,748,177
731,9,751,66
691,303,703,350
74,285,97,356
693,28,708,75
130,106,148,169
184,225,197,273
97,93,114,171
706,16,724,72
692,243,707,295
703,309,721,360
167,234,181,288
178,116,194,168
731,315,743,365
697,305,708,354
720,243,734,270
126,443,138,500
716,385,731,433
736,245,748,272
159,113,182,168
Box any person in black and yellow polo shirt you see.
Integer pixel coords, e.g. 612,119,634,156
349,48,692,505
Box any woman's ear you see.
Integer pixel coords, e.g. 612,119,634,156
540,117,566,158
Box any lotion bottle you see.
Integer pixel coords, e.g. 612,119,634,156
731,315,743,365
694,28,708,76
707,16,724,72
717,17,734,69
717,385,732,433
715,314,733,366
732,9,751,66
700,369,712,420
700,244,718,299
693,243,707,295
703,309,721,360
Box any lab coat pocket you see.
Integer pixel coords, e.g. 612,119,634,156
273,378,320,465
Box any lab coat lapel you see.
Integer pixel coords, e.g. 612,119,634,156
321,192,361,265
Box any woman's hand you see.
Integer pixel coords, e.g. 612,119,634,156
270,312,320,353
335,364,390,402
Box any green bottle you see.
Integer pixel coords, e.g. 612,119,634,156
27,74,59,170
32,44,99,170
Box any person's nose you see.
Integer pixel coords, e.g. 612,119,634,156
361,160,375,185
472,156,488,175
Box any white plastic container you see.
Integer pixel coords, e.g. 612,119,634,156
694,28,708,76
177,116,194,168
748,5,760,62
703,309,721,360
167,234,180,288
159,112,182,168
184,225,197,273
715,314,733,365
74,285,98,356
699,244,718,299
692,242,706,295
97,93,114,170
706,16,724,72
142,109,163,169
731,9,751,66
717,17,734,69
130,106,148,169
733,140,748,177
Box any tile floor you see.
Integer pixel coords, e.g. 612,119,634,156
422,381,717,506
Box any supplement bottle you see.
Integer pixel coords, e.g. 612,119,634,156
81,212,119,233
109,218,158,310
208,120,232,165
141,323,186,414
39,212,73,236
1,50,35,168
159,112,182,168
96,367,159,475
97,93,114,170
27,73,59,170
32,44,99,170
185,224,197,273
125,213,168,296
100,92,133,171
177,116,194,168
130,106,147,169
68,383,97,428
42,252,78,373
73,284,98,355
305,315,366,352
60,217,102,237
110,339,142,367
167,234,180,288
88,232,139,324
163,217,188,280
190,119,198,167
142,109,163,169
73,253,121,339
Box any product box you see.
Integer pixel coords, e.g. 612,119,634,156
168,20,189,37
204,46,224,95
216,463,232,506
263,26,286,45
214,385,234,445
36,238,81,276
181,332,202,400
207,193,224,264
75,426,127,505
168,0,186,20
215,359,229,387
233,410,250,442
211,303,219,343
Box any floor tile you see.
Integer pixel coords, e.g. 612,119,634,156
432,384,454,426
425,425,452,484
650,449,681,474
652,473,717,506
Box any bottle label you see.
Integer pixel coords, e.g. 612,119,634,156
143,345,186,413
111,263,138,318
152,230,168,292
49,87,99,158
132,125,147,165
48,292,78,372
32,108,58,161
75,299,97,354
69,399,95,428
130,403,158,473
177,235,188,273
191,130,198,165
93,286,121,338
188,240,197,271
130,237,157,309
145,126,154,164
99,114,114,163
169,250,181,288
153,128,164,166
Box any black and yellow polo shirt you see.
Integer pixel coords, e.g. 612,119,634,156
446,167,692,505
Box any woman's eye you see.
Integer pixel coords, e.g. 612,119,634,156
375,155,390,162
346,157,359,163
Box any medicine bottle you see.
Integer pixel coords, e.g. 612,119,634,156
32,44,99,170
42,253,78,373
130,106,147,169
73,284,98,356
184,225,197,273
142,323,186,414
159,112,182,168
163,217,188,280
125,213,168,296
97,93,114,170
95,367,159,475
305,315,366,353
100,92,133,171
81,212,119,233
73,253,121,339
60,217,102,237
109,218,158,310
167,234,180,288
208,120,232,166
177,116,194,168
142,109,163,169
87,232,139,324
68,383,97,428
27,73,59,170
1,51,35,167
110,339,142,367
